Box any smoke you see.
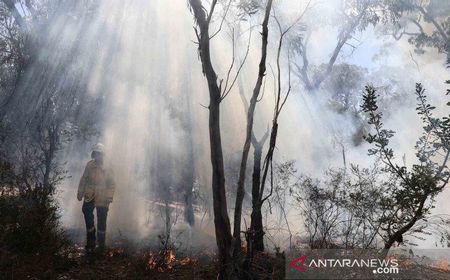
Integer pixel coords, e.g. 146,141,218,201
10,0,446,250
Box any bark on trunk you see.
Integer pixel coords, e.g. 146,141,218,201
232,0,273,256
42,125,57,190
184,133,195,226
183,69,196,227
380,196,427,259
188,1,232,277
237,78,269,258
259,122,278,201
209,99,232,277
248,140,265,255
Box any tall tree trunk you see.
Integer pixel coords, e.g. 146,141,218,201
188,1,232,277
232,0,273,256
184,125,195,226
183,68,196,227
237,79,270,257
209,99,232,277
259,121,278,198
42,125,58,190
248,136,267,256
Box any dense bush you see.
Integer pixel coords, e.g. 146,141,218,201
0,188,67,252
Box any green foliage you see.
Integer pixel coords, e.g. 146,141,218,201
286,80,450,249
236,0,261,20
0,177,70,277
0,188,68,255
324,64,368,113
287,164,385,249
361,85,396,158
379,0,450,58
361,82,450,246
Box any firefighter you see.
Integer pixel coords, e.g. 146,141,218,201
77,143,115,254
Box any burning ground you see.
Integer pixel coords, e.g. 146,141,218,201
7,242,450,279
7,243,285,279
1,0,450,279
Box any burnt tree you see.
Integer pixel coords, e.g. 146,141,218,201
232,0,273,257
188,0,232,277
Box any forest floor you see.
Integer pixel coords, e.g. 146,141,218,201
55,245,218,280
8,244,217,279
8,244,284,279
6,243,450,279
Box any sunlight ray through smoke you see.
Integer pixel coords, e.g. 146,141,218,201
33,0,449,250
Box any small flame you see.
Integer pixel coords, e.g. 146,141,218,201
106,248,124,258
431,259,450,272
146,249,197,272
166,250,175,263
179,257,197,266
402,260,413,268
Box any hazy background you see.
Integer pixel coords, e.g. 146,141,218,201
32,0,448,250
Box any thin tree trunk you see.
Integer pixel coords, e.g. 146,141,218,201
248,139,266,255
164,200,171,249
237,78,269,257
232,0,273,256
380,196,427,259
42,125,57,190
183,68,196,227
184,131,196,226
188,1,232,277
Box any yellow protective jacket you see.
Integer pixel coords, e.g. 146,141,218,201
77,160,115,207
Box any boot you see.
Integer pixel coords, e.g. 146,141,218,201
85,227,96,256
97,231,106,255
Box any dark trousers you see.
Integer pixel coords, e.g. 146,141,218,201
82,200,108,249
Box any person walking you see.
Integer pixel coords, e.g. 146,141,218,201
77,143,115,254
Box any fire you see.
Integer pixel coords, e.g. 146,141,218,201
431,259,450,272
402,259,413,268
106,248,125,258
146,249,197,272
179,257,194,266
166,249,175,263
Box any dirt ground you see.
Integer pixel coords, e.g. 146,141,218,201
4,246,216,280
5,244,450,279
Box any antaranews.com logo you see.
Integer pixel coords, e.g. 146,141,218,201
289,255,399,274
286,249,400,279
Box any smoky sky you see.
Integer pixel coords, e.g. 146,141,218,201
21,0,447,249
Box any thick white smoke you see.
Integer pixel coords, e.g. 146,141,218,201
37,0,450,250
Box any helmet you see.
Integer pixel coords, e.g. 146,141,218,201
92,143,105,153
